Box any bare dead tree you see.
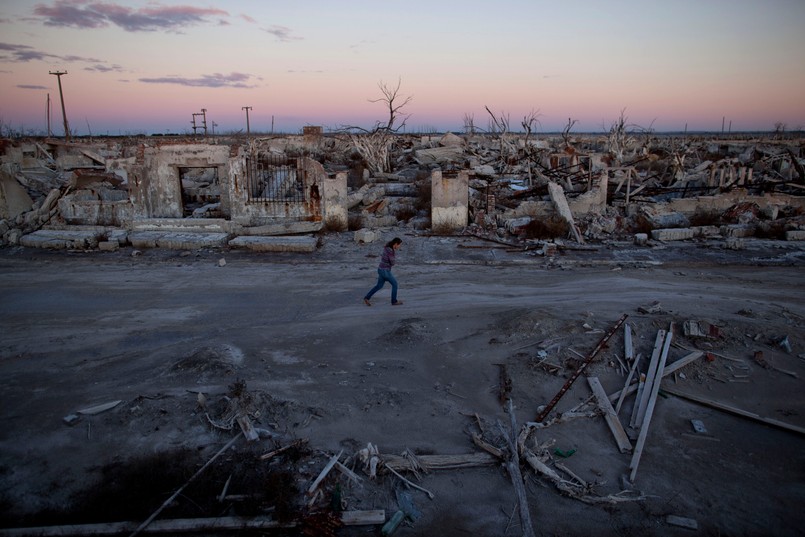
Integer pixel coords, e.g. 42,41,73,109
561,117,578,148
463,113,476,135
345,78,413,173
605,109,635,165
521,110,542,187
485,106,510,135
485,106,517,169
521,110,541,145
369,78,412,133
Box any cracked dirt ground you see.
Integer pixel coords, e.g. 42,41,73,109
0,234,803,536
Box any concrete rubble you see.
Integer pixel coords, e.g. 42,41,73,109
0,131,803,252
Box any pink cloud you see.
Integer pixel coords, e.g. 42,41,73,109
33,1,229,32
139,72,259,88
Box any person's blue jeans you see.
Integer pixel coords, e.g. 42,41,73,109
365,268,398,304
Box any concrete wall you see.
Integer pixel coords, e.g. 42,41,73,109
568,173,608,215
431,170,468,232
58,189,132,226
227,156,324,226
665,189,805,215
129,143,235,220
323,171,348,231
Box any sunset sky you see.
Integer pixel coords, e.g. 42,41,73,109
1,0,804,136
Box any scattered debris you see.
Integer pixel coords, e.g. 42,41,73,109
666,514,699,530
76,400,122,415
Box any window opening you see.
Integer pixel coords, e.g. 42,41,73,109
178,166,222,218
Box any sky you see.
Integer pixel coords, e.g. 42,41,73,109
1,0,804,136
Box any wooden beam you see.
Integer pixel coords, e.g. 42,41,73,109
661,385,805,436
307,450,343,496
633,330,667,429
624,323,634,362
382,452,498,472
130,433,242,536
608,351,703,404
587,376,632,453
0,511,386,536
615,354,641,415
499,399,536,537
628,372,646,429
629,330,673,482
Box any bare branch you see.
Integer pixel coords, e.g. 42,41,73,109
368,78,412,133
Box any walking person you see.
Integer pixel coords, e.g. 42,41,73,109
364,237,403,306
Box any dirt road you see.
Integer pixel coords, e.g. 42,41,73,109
1,235,803,536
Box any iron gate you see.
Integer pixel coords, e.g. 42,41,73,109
244,153,308,204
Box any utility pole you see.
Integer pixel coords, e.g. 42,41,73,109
242,106,252,139
46,93,52,137
191,109,208,136
49,70,70,141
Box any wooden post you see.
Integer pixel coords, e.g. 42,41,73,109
629,329,673,482
633,330,667,429
587,377,632,453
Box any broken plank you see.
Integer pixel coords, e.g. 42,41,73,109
629,330,673,482
382,452,497,472
633,329,667,428
76,400,122,415
661,385,805,436
236,415,259,442
307,449,343,496
608,351,704,404
259,439,307,460
587,376,632,453
666,514,699,530
471,432,505,459
0,511,386,536
624,323,634,362
628,373,646,429
80,148,106,164
615,354,641,415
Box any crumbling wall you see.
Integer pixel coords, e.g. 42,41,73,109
323,171,348,231
666,189,805,216
58,189,131,226
431,170,468,232
128,143,234,220
227,155,325,226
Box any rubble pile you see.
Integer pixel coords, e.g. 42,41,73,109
0,132,802,250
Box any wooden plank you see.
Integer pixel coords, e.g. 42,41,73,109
236,415,259,442
587,377,632,453
499,399,536,537
633,329,667,429
615,354,641,415
666,515,699,530
661,385,805,436
131,433,243,536
307,449,343,496
624,323,634,362
382,452,498,471
629,373,646,429
629,330,673,482
0,511,386,536
608,351,703,404
76,400,122,415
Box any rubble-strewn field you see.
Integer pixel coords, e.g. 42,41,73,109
0,235,803,536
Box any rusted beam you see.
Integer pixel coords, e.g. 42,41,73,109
535,314,628,422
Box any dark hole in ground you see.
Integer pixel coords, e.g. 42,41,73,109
1,444,304,529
